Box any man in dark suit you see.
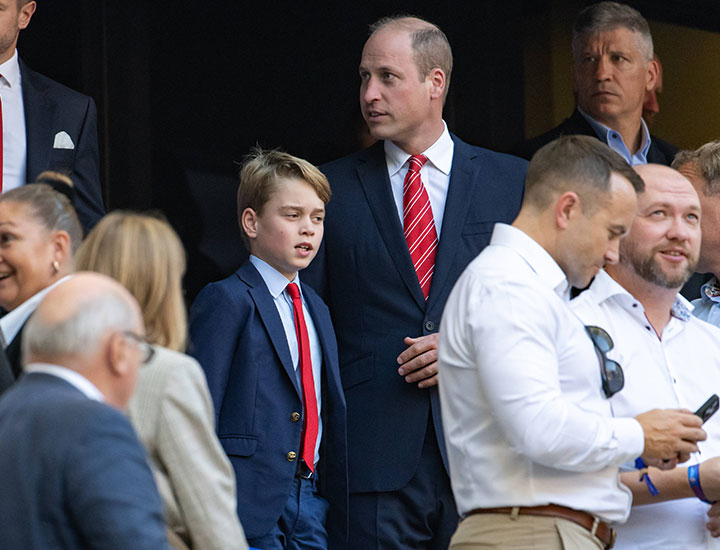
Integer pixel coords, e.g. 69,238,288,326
0,273,169,549
513,2,676,166
0,0,104,231
302,15,527,550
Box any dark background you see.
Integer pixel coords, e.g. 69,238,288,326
20,0,720,298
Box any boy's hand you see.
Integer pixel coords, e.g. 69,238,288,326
397,334,438,389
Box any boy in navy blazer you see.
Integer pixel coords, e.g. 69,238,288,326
189,149,348,550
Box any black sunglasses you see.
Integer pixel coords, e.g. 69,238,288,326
585,325,624,398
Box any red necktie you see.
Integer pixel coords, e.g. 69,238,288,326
403,154,437,300
286,282,319,472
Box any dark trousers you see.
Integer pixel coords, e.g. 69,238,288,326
247,475,329,550
347,418,458,550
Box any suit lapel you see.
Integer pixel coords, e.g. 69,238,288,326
357,144,426,310
428,136,475,304
20,60,54,180
238,264,301,397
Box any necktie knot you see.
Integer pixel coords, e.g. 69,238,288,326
286,282,301,301
408,154,428,174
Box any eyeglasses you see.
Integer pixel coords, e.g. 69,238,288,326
122,331,155,365
585,325,624,398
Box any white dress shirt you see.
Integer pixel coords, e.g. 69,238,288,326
0,50,27,192
438,223,644,522
571,269,720,549
385,122,454,236
0,275,71,347
24,362,104,401
249,255,323,465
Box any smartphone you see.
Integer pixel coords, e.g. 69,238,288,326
695,394,719,424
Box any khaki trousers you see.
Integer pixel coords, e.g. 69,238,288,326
450,512,606,550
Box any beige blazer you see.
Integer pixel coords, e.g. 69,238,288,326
128,346,248,550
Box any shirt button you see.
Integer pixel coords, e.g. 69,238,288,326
612,133,618,139
645,326,651,330
290,412,301,422
632,303,638,308
424,320,435,331
286,451,297,462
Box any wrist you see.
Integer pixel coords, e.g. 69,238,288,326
689,463,715,504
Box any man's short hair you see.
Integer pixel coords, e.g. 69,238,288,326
23,290,137,363
572,2,654,63
524,135,645,213
672,140,720,196
369,15,453,97
236,148,331,248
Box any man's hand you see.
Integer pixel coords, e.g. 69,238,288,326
397,334,438,389
708,502,720,537
636,408,706,466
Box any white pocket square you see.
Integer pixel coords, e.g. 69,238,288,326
53,131,75,150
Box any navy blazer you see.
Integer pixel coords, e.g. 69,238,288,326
0,372,169,550
21,59,105,231
302,135,527,493
511,108,678,165
189,261,348,546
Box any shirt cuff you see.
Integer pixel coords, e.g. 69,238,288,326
611,417,645,463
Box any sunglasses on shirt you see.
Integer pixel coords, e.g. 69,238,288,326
584,325,625,398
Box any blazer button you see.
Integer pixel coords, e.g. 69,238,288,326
424,320,435,331
286,451,297,462
290,412,301,422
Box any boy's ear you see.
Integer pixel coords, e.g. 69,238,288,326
241,207,259,240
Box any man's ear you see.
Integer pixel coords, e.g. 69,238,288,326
645,57,659,92
241,208,259,241
18,1,37,31
427,68,446,100
107,332,131,377
555,191,582,229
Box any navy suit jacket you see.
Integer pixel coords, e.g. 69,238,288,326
511,108,678,165
189,261,348,546
0,372,169,550
302,135,527,493
20,59,105,231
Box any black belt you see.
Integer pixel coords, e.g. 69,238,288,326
296,459,314,480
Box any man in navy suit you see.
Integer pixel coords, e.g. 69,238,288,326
0,0,104,231
189,149,348,550
512,2,676,167
0,273,169,550
302,15,527,550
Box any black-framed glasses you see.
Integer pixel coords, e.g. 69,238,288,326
123,331,155,365
585,325,624,398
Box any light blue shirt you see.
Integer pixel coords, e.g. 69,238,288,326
692,277,720,327
578,107,651,166
249,255,323,466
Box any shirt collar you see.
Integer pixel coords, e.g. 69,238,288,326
0,50,21,88
491,223,569,299
587,268,693,321
384,121,453,178
0,275,72,345
249,255,302,300
24,363,105,402
578,107,651,165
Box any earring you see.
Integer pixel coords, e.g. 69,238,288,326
52,260,60,274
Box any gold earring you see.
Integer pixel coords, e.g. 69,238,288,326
52,260,60,274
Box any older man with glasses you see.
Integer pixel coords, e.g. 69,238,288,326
571,163,720,549
438,138,707,550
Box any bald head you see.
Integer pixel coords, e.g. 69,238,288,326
23,273,145,408
609,164,701,293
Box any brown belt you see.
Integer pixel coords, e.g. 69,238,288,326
466,504,615,549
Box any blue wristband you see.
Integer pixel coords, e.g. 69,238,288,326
688,464,715,504
634,457,659,496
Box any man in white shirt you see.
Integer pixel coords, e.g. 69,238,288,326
671,141,720,324
0,273,169,549
571,163,720,549
439,136,706,550
0,0,104,231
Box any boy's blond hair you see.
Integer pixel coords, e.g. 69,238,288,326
237,148,330,248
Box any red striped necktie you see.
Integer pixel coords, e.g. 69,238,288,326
286,282,319,472
403,154,437,300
